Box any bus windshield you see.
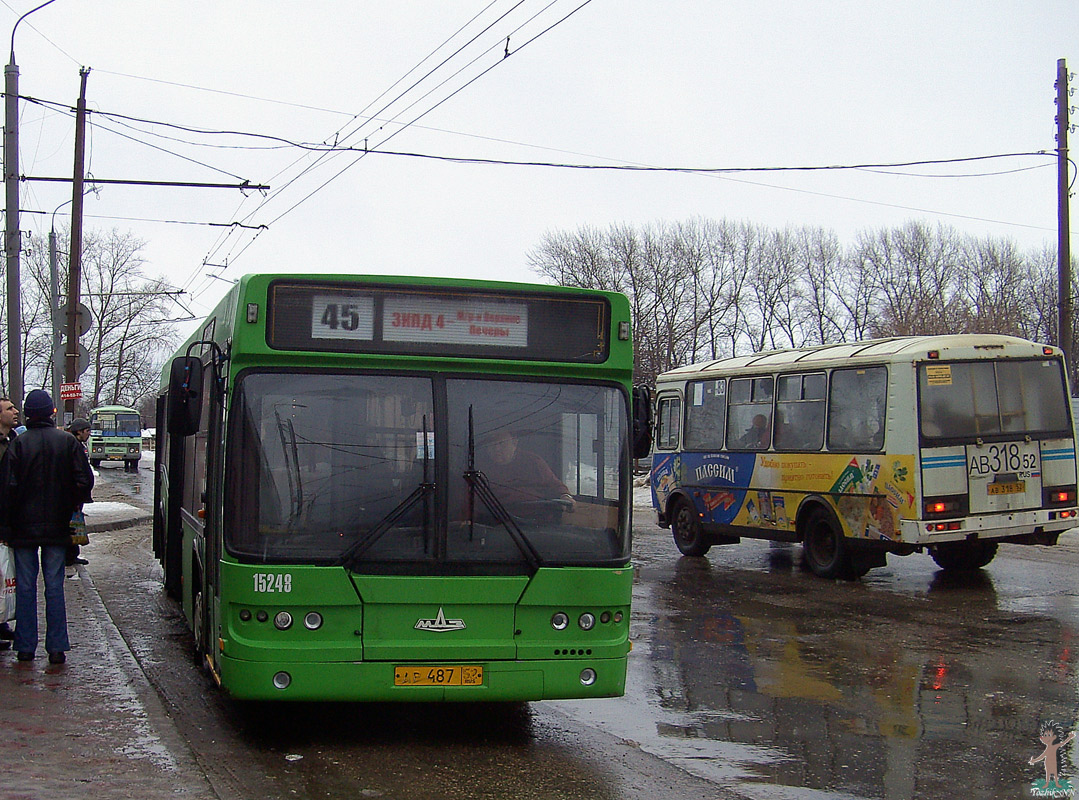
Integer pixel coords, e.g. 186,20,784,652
226,372,628,568
918,358,1070,440
92,412,141,437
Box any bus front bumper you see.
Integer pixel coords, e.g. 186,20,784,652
216,655,629,702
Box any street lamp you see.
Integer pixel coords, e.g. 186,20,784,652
5,0,57,403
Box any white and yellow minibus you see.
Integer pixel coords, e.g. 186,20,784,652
650,335,1078,579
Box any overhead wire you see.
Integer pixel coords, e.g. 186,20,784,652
186,0,525,302
200,0,596,283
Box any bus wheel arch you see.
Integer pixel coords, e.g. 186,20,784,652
669,494,711,557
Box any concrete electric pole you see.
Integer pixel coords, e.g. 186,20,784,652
4,0,57,405
1057,58,1073,389
64,66,89,416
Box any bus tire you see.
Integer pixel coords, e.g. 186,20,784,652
928,541,998,571
90,459,101,468
193,585,207,666
802,506,852,579
671,497,711,557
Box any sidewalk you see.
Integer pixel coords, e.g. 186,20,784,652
0,504,217,800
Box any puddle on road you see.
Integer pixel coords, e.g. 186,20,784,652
559,548,1079,800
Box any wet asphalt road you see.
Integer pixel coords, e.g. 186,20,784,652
92,462,1079,800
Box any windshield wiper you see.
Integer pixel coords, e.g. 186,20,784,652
463,407,541,571
337,415,435,570
274,408,303,525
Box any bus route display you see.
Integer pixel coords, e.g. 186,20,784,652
267,280,609,362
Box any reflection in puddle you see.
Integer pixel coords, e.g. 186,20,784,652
563,549,1079,799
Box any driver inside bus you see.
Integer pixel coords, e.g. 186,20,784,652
483,429,575,511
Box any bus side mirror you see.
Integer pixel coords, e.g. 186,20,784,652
168,357,203,436
632,385,653,459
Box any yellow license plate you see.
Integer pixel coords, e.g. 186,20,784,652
988,481,1025,495
394,665,483,687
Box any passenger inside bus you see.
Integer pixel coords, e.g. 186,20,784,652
735,414,771,450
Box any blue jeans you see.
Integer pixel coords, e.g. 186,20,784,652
13,545,69,655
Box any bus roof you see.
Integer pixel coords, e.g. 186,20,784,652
90,404,139,413
658,334,1060,380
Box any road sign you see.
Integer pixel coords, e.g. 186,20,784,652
60,382,82,400
64,342,90,377
58,302,92,337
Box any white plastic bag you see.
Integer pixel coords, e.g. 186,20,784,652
0,544,14,624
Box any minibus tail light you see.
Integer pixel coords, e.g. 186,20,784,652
923,495,967,519
1044,486,1077,506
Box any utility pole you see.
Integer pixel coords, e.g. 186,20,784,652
4,0,56,405
65,67,89,416
48,225,59,404
4,39,21,403
1057,58,1073,390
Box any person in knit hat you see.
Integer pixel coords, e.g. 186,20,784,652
0,390,93,664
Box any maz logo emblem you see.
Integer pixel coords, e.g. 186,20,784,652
414,607,466,632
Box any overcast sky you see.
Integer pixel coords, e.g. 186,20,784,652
4,1,1076,325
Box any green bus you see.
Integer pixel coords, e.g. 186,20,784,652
153,274,651,702
88,404,143,470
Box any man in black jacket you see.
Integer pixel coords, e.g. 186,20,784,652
0,390,94,663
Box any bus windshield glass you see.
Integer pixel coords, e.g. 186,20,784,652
92,412,141,437
918,358,1070,440
226,372,628,567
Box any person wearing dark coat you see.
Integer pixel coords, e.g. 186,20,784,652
0,390,94,663
0,396,18,648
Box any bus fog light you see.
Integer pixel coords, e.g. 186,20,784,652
580,668,597,686
239,609,252,622
272,671,291,690
613,611,623,623
303,612,323,630
274,611,293,630
551,612,569,630
578,613,596,631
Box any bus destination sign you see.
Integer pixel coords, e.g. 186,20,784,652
269,280,608,363
382,296,527,347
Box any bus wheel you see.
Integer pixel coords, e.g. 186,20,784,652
192,586,207,666
671,498,711,557
802,507,849,579
928,541,998,571
90,459,101,468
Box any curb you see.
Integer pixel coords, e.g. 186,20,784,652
86,513,152,535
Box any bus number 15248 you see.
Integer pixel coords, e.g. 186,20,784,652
253,573,292,593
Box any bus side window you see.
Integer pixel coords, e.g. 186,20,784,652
827,367,887,451
655,396,683,450
775,373,826,451
726,377,773,450
684,380,725,450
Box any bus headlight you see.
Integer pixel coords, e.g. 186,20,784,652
578,613,596,631
272,671,291,690
580,668,597,686
273,611,293,630
303,612,323,630
551,612,569,630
